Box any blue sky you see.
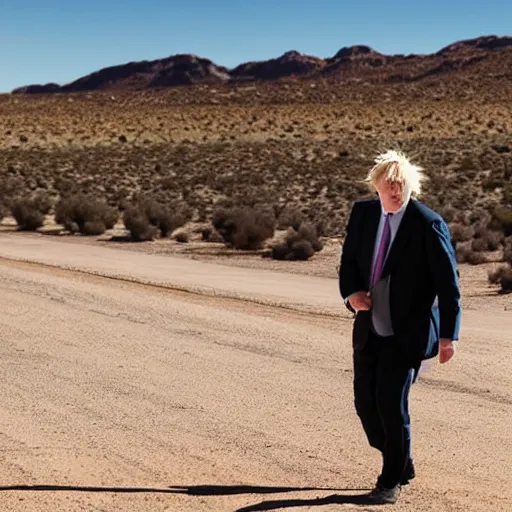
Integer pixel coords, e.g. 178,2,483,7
1,0,510,92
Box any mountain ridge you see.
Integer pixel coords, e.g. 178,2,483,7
12,34,512,94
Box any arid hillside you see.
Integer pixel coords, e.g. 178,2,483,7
11,35,512,97
1,35,511,279
1,93,510,222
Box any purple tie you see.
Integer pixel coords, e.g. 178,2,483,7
371,214,392,287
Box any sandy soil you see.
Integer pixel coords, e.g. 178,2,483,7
0,233,511,511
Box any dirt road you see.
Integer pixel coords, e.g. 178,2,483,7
0,235,510,511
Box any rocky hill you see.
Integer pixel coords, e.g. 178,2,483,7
11,35,512,94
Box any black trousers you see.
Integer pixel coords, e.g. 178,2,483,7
353,331,418,488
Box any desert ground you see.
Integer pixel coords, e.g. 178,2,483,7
0,232,510,512
1,92,511,235
0,75,511,511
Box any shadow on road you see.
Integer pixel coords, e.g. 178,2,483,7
0,483,368,495
233,492,379,511
0,483,375,510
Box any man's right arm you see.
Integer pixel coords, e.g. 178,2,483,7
339,204,369,311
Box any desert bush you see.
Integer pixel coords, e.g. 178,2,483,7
503,183,512,206
31,192,53,215
201,225,213,240
450,223,474,243
456,244,487,265
491,144,511,154
212,205,275,250
313,218,329,237
11,198,45,231
471,229,503,252
173,229,190,243
439,205,457,223
504,237,512,265
453,210,470,226
502,269,512,292
54,178,78,198
488,265,512,293
487,230,505,251
457,155,477,172
466,250,488,265
200,225,223,243
472,224,486,239
490,207,512,237
122,198,191,241
112,187,131,210
123,207,159,241
83,220,109,236
55,195,118,235
0,199,7,222
471,237,488,252
488,265,507,284
272,238,315,260
482,178,505,192
271,222,324,261
469,209,491,226
277,207,303,230
137,198,191,237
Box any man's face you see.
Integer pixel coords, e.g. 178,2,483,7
375,178,404,213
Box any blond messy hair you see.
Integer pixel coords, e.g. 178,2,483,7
365,150,427,201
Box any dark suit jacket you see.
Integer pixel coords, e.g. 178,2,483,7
339,199,461,362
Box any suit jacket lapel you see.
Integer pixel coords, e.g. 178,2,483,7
361,201,381,289
381,200,415,279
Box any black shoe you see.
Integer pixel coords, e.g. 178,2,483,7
401,458,416,485
367,484,401,504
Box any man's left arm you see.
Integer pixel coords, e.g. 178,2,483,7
426,219,462,363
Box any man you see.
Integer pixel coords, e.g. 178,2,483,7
338,150,461,504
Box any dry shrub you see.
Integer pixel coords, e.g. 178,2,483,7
469,209,491,226
277,207,303,230
55,195,118,235
486,230,504,251
11,198,45,231
501,269,512,293
0,199,7,221
504,237,512,265
439,205,457,223
467,251,488,265
488,265,507,284
212,205,275,250
471,237,488,253
503,183,512,205
138,198,191,237
471,229,503,252
482,178,505,192
488,265,512,293
123,198,191,241
123,207,158,241
54,178,78,198
30,192,53,215
450,223,474,243
490,207,512,237
271,222,323,261
456,244,487,265
83,220,109,235
173,229,190,243
201,225,223,243
201,225,213,240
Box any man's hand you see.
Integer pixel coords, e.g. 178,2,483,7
439,339,455,364
348,291,372,312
